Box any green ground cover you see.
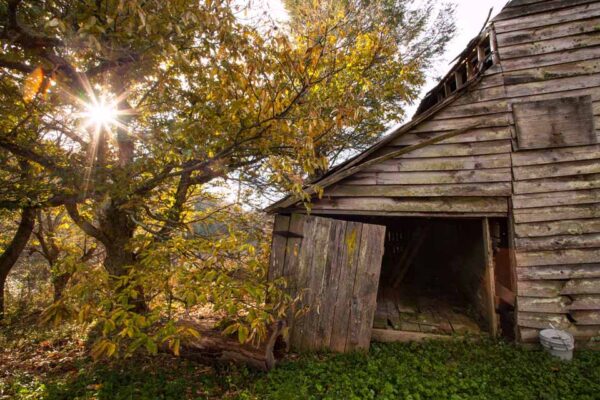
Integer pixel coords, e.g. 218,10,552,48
2,326,599,400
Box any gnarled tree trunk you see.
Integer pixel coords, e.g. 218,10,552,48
0,207,35,320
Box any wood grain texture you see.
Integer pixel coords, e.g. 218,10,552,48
361,154,512,173
514,218,600,238
513,96,596,150
268,215,290,282
308,197,508,214
512,188,600,209
326,183,512,197
513,173,600,195
515,248,600,267
517,264,600,280
515,233,600,251
342,169,511,186
512,158,600,180
513,203,600,223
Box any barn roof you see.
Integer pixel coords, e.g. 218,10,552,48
265,2,513,213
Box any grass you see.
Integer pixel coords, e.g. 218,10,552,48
1,323,600,400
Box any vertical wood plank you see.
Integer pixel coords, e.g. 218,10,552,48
329,222,364,352
268,215,291,282
315,219,347,350
300,217,333,350
288,215,312,350
352,223,387,350
483,217,499,337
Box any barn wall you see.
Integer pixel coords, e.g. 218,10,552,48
494,0,600,344
302,66,513,218
275,0,600,345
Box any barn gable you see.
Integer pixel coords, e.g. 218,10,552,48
267,0,600,350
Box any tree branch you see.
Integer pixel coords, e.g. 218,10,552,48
64,203,108,245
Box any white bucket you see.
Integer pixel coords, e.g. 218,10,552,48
539,329,574,361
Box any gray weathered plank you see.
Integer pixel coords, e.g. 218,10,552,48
518,296,571,313
343,169,511,186
316,220,348,349
392,140,512,158
308,196,508,214
502,32,600,60
268,215,291,282
515,248,600,267
361,154,512,173
517,264,600,280
517,311,572,329
494,0,598,22
326,183,512,197
513,96,596,150
513,174,600,195
497,16,600,46
512,189,600,209
514,218,600,238
515,233,600,251
301,217,333,351
570,310,600,325
513,158,600,181
513,203,600,223
494,1,600,33
329,222,363,352
347,223,386,351
391,127,513,146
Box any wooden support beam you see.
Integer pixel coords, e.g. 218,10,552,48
482,217,499,337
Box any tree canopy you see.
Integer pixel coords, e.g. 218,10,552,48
0,0,454,355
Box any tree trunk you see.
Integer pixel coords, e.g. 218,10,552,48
100,201,148,313
0,207,35,320
52,272,70,302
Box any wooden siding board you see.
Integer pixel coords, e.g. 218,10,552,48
342,169,511,186
326,183,512,197
513,96,596,150
497,16,600,47
515,248,600,267
515,233,600,251
501,32,600,59
503,59,600,86
512,189,600,209
347,223,386,350
513,158,600,180
268,215,291,282
392,140,513,158
511,144,600,166
391,127,513,146
513,174,600,195
361,154,512,173
501,46,600,72
517,264,600,280
329,222,363,352
316,220,347,349
494,0,599,22
514,218,600,238
308,197,508,214
494,2,600,33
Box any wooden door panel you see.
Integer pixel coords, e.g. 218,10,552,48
269,215,386,352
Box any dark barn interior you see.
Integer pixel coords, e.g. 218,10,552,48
374,218,490,335
322,214,512,337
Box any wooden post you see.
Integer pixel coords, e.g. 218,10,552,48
454,70,463,89
482,217,498,337
476,44,486,70
489,29,500,64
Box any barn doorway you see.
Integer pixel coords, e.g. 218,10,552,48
370,217,513,340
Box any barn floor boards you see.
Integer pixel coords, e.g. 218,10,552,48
373,288,482,336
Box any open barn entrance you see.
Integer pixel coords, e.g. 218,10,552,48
268,214,513,351
374,218,491,338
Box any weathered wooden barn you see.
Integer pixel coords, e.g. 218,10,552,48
266,0,600,352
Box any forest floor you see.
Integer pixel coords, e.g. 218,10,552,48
1,319,600,400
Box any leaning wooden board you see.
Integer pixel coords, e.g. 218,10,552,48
268,214,386,352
